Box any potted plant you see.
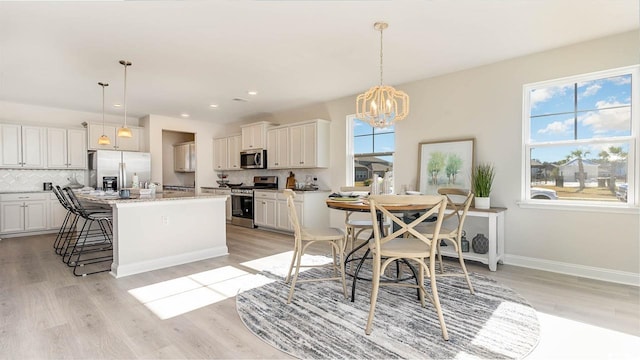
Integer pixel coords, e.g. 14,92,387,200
472,163,495,209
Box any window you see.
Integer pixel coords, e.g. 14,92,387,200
346,116,394,186
523,66,638,207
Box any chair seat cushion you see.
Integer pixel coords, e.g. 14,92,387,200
416,223,456,238
372,237,431,258
346,219,374,228
301,227,345,241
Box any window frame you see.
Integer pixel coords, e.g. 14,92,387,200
520,65,639,213
345,115,395,187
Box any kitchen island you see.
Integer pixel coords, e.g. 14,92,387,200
77,192,228,278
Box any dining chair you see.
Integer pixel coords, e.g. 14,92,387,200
418,188,475,294
339,186,389,253
365,194,449,340
283,189,348,304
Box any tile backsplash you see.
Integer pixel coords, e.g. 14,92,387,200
0,169,86,192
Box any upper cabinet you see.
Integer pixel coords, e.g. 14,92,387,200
47,128,87,169
228,135,242,170
241,121,272,150
88,123,141,151
213,135,242,171
266,127,290,169
289,119,330,169
213,137,228,171
174,141,196,172
0,124,46,168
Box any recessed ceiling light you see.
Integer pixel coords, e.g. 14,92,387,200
248,90,258,96
113,103,122,108
209,104,219,108
181,113,190,118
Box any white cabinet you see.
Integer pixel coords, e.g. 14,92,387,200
267,127,289,169
0,124,46,168
49,193,67,230
254,190,329,232
254,191,277,228
201,188,232,221
213,137,228,170
47,128,87,169
213,135,242,171
241,122,272,150
227,135,242,170
0,193,48,234
88,123,141,151
174,141,195,172
289,119,330,168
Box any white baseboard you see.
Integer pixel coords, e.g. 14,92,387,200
504,254,640,287
111,246,229,278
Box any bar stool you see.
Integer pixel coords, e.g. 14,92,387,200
61,187,114,276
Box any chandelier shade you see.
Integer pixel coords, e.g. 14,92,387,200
118,60,133,138
97,82,111,145
356,22,409,128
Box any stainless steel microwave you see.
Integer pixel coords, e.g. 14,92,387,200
240,149,267,169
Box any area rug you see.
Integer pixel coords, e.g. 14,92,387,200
236,265,540,359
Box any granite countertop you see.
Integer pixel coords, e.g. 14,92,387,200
76,192,224,205
0,190,52,194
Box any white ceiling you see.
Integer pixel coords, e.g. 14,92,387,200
0,0,638,124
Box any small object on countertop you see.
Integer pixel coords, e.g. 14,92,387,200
132,173,139,188
119,189,130,199
286,171,296,189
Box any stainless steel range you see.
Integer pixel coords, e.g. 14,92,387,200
230,176,278,228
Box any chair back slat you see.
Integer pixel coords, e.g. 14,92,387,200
283,189,302,241
368,195,447,252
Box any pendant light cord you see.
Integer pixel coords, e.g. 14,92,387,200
123,62,128,128
379,26,384,87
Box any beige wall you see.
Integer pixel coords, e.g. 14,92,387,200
141,114,225,192
250,31,640,280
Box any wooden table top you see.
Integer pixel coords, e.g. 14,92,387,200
326,198,507,213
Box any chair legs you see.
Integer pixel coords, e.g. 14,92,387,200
287,238,348,304
437,239,474,294
366,257,449,341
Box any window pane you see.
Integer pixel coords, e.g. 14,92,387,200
354,154,393,184
373,133,395,153
529,142,630,203
529,84,575,117
374,124,394,134
577,107,631,139
354,136,373,155
577,74,632,111
353,120,372,136
530,114,576,143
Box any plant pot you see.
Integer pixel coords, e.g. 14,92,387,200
475,196,490,209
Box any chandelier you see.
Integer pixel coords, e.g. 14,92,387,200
356,22,409,128
97,82,110,145
117,60,133,138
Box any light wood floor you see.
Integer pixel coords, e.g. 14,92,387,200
0,225,638,359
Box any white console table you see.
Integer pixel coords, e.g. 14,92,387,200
437,206,506,271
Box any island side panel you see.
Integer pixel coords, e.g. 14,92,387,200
111,197,228,278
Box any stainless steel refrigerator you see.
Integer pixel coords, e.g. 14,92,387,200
89,150,151,190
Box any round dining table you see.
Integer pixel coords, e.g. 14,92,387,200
326,197,432,301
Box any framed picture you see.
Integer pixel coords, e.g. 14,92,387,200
418,138,475,195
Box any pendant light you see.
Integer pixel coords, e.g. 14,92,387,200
356,22,409,128
97,82,111,145
117,60,133,138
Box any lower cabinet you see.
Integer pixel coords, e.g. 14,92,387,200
254,194,277,228
254,190,329,232
0,193,48,234
49,193,68,230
